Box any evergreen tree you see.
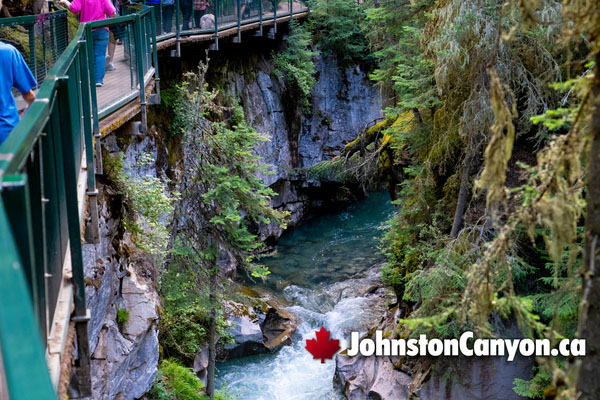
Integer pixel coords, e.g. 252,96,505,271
160,60,287,399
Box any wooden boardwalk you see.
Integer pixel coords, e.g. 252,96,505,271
97,44,137,113
97,7,308,134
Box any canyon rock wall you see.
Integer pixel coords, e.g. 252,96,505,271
218,53,382,241
81,44,381,398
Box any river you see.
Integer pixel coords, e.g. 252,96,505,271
216,192,395,399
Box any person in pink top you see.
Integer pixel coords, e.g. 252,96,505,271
59,0,116,87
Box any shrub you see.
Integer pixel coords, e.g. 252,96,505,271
116,307,130,325
104,152,178,262
148,359,236,400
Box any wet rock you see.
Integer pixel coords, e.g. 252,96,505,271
334,354,411,400
334,302,534,400
87,310,159,400
193,345,209,386
299,56,383,169
218,301,267,359
121,266,159,340
368,359,412,399
218,298,298,360
224,314,265,356
261,307,297,351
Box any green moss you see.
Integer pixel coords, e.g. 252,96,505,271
117,307,130,325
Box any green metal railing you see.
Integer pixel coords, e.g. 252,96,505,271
144,0,309,48
0,10,70,86
0,8,159,400
0,1,308,398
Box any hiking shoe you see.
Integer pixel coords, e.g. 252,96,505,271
107,62,116,71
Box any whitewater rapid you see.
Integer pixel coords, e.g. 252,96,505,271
216,193,394,399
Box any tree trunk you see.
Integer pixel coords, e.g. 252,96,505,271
576,50,600,400
206,270,218,400
450,156,471,238
412,108,423,126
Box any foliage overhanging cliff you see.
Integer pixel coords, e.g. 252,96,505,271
310,0,600,397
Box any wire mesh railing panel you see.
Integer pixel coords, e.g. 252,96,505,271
261,0,277,21
276,0,290,16
0,11,70,87
292,0,308,14
0,7,160,398
180,0,215,33
216,0,239,30
238,0,261,24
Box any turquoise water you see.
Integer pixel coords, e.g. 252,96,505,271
216,192,394,400
254,191,395,292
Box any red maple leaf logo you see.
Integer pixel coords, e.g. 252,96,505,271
305,326,340,363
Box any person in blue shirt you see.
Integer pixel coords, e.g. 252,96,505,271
0,40,37,146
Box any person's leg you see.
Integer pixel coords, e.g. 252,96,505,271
163,4,174,32
181,0,192,30
240,0,247,19
193,8,204,28
93,29,110,85
107,31,116,71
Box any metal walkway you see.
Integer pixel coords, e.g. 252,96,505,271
0,1,308,398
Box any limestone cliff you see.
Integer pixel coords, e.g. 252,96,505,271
216,54,382,241
76,132,163,400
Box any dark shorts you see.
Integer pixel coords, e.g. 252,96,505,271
109,24,127,40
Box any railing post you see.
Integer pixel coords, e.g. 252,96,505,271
289,0,292,20
24,140,50,337
56,75,91,398
256,0,262,36
211,0,219,50
174,0,181,56
267,0,276,39
127,21,136,89
134,14,148,133
157,0,163,35
41,20,49,80
85,24,103,175
150,8,161,103
234,0,241,42
79,38,100,244
145,13,151,71
27,24,37,80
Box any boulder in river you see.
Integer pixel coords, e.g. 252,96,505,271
334,353,412,400
214,296,299,361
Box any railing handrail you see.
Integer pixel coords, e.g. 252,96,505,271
0,9,67,27
86,12,140,28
